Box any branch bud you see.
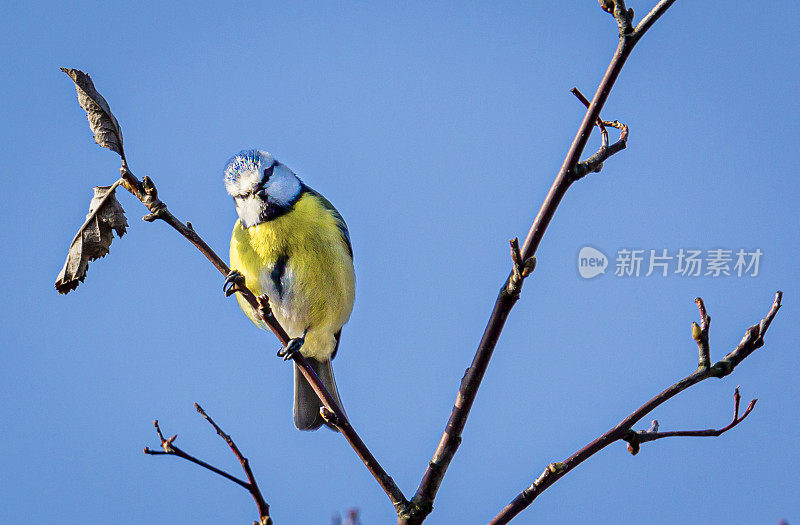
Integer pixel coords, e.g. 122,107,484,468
691,321,702,342
598,0,615,14
142,176,158,198
320,407,339,427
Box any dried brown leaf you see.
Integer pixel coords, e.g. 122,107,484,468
55,185,128,294
61,68,125,159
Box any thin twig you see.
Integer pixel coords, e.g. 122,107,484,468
571,87,609,146
488,292,782,525
119,166,409,514
193,403,271,520
625,387,757,450
506,238,536,299
573,118,629,180
144,414,273,525
572,84,628,180
405,3,675,522
634,0,678,39
693,297,711,369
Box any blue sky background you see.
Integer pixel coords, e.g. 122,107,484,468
2,2,798,524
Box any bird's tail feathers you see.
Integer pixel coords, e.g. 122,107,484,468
293,358,345,431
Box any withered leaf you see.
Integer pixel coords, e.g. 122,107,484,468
61,67,125,159
55,185,129,294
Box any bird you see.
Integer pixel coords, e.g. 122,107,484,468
223,149,355,431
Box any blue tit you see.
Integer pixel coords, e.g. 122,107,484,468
223,149,355,431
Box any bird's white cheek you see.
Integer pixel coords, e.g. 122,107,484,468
236,197,265,228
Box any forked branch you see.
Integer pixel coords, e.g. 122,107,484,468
570,87,629,180
489,292,782,524
624,387,757,454
406,2,677,522
144,405,272,525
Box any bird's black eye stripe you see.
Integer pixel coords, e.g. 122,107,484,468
249,163,276,195
236,162,277,198
263,163,276,181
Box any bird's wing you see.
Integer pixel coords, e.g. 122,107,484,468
303,186,353,258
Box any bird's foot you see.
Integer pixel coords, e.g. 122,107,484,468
278,335,305,361
223,270,246,297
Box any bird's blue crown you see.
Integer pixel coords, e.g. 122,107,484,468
224,149,263,179
224,149,274,192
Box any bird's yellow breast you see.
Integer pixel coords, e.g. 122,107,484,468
229,192,355,359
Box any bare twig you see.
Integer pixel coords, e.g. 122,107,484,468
571,87,609,147
624,387,757,453
506,238,536,299
406,3,676,522
144,411,272,525
634,0,678,38
489,292,782,524
692,297,711,369
118,166,409,514
570,87,629,180
574,118,629,179
193,403,270,519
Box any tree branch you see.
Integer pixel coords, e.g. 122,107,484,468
634,0,678,39
570,87,629,180
624,387,757,452
118,165,409,514
570,87,609,146
692,297,712,370
144,407,272,525
405,3,676,521
488,292,782,525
